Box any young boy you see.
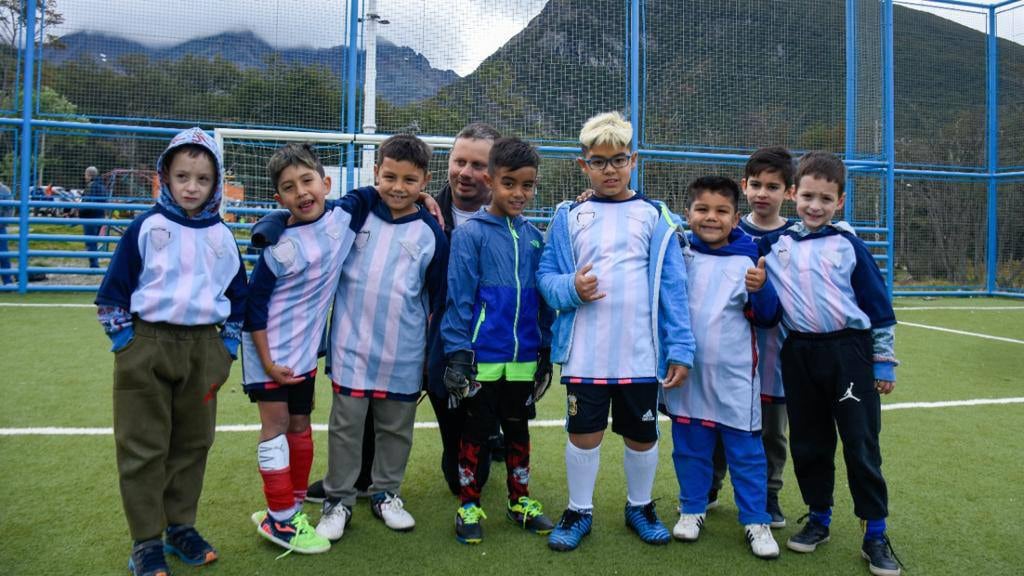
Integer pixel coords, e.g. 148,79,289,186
315,134,449,541
440,137,555,544
662,176,781,559
243,143,383,555
760,152,901,576
709,146,795,527
96,127,247,576
537,111,695,552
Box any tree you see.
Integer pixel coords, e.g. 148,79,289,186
0,0,64,49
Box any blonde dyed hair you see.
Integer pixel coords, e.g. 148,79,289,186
579,111,633,152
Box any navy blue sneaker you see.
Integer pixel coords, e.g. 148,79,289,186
862,535,903,576
164,524,218,566
128,539,169,576
624,501,671,545
547,508,593,551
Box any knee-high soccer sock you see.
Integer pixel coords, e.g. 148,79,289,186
623,441,659,506
458,439,484,504
565,441,600,513
258,434,298,521
503,422,530,503
286,427,314,505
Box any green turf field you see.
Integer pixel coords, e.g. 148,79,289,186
1,295,1022,575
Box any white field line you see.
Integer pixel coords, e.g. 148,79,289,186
0,302,94,308
3,397,1023,436
897,321,1024,345
894,306,1024,311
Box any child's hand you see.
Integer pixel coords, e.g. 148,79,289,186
662,364,689,389
745,257,767,292
575,188,595,203
874,379,895,394
574,263,606,302
267,364,304,386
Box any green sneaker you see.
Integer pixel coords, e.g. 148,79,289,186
456,503,487,544
507,496,555,535
254,510,331,554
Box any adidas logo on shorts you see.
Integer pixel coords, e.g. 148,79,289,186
641,409,655,422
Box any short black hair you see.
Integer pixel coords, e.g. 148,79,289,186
267,142,325,190
795,151,845,194
378,134,432,173
687,175,741,209
744,146,794,187
488,137,540,175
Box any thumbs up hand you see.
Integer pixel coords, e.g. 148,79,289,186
574,263,606,302
745,256,767,292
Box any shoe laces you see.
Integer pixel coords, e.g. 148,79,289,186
511,497,544,521
460,504,487,524
380,492,405,512
869,535,906,571
292,512,316,535
632,500,661,525
133,540,167,572
166,525,209,557
557,509,584,530
747,523,772,541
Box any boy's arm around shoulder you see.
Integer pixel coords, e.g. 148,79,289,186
95,217,145,351
536,205,583,312
657,221,695,369
250,210,291,248
440,225,480,356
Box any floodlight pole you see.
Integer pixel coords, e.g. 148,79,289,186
360,0,388,187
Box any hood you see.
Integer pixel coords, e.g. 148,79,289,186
688,227,759,260
155,127,224,220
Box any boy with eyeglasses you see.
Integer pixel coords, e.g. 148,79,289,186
537,111,695,552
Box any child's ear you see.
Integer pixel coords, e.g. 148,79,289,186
785,185,795,200
576,157,588,173
420,171,432,190
740,177,748,191
373,164,380,185
273,192,283,206
836,193,846,213
322,175,332,193
483,172,493,188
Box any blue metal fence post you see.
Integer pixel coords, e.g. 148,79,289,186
17,0,38,294
345,0,360,190
629,0,641,189
845,0,858,222
985,6,998,294
882,0,895,296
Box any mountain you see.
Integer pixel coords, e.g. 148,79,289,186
51,30,460,106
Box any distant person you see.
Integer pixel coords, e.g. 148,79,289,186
0,182,14,284
81,166,109,268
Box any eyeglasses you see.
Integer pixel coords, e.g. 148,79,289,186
582,154,631,170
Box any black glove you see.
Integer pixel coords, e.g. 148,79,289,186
444,350,479,407
533,347,553,402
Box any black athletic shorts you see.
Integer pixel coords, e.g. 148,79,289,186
247,374,316,415
565,382,660,443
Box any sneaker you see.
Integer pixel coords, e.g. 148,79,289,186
787,515,830,553
128,539,169,576
862,536,903,576
548,508,593,551
745,523,780,559
316,499,352,541
305,479,326,504
455,503,487,544
706,488,720,510
673,512,705,542
253,510,330,554
624,501,671,545
507,496,555,535
767,493,786,529
163,524,217,566
371,491,416,531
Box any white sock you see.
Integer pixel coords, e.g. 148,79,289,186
565,441,600,513
267,504,300,521
624,441,659,507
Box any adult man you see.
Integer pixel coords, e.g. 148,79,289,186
81,166,108,268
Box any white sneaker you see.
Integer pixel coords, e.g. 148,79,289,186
745,523,780,559
673,512,705,542
316,501,351,541
371,491,415,531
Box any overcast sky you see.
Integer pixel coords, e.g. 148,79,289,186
53,0,1022,77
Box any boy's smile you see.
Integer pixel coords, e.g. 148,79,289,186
376,157,431,219
486,165,537,218
687,190,739,250
274,164,329,225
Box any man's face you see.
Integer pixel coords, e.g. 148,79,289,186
447,137,493,210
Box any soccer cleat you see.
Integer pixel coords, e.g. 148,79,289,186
547,508,593,551
862,535,903,576
163,524,218,566
786,515,831,553
706,488,720,510
673,512,705,542
507,497,555,535
767,493,786,529
624,501,671,545
371,491,416,531
745,523,780,559
315,499,352,541
128,539,169,576
304,479,326,504
253,510,330,554
455,503,487,544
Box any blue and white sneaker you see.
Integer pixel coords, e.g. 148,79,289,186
547,508,593,551
624,501,671,545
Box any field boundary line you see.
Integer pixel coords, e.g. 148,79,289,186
0,302,94,308
898,321,1024,345
894,306,1024,311
4,397,1023,436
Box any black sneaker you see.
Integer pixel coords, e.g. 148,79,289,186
164,525,218,566
767,493,786,529
786,515,830,553
128,539,169,576
862,535,903,576
706,488,719,510
456,503,487,544
305,479,326,504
